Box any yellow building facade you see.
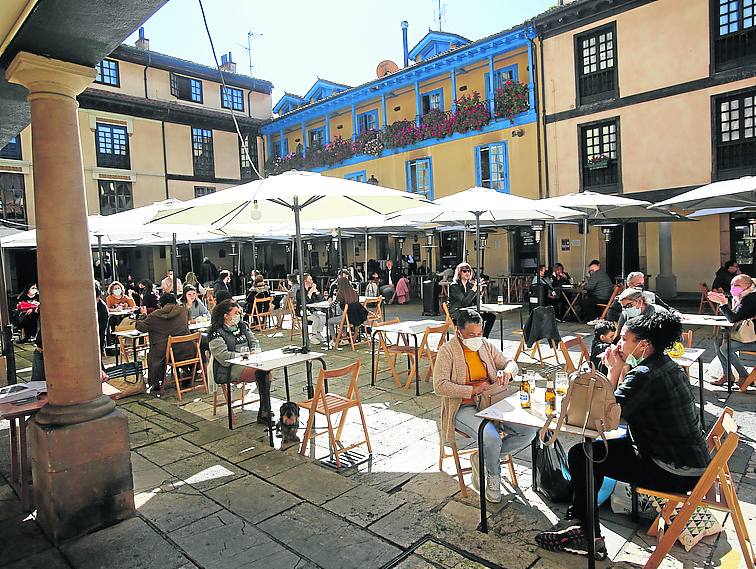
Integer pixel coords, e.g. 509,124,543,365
538,0,756,294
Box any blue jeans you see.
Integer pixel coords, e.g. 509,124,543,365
714,336,756,379
454,404,537,476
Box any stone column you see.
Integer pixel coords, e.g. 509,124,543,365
656,221,677,298
7,52,134,543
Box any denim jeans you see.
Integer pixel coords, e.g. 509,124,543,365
454,403,537,476
714,336,756,379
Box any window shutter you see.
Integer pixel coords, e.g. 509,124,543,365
170,73,179,97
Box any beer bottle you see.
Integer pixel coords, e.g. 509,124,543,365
519,376,531,409
545,375,557,416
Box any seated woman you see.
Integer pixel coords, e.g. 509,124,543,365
183,285,208,322
138,279,159,314
615,287,668,340
105,281,137,310
708,273,756,387
245,275,270,316
208,299,272,425
448,262,495,337
535,312,709,560
433,309,534,504
395,273,410,304
184,271,206,296
327,275,367,344
365,272,380,298
15,283,40,342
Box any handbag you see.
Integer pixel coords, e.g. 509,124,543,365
539,365,621,454
532,437,572,502
474,383,509,411
115,317,137,332
730,318,756,343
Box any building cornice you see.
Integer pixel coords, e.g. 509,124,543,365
534,0,656,39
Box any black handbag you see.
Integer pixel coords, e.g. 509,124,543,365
532,437,573,503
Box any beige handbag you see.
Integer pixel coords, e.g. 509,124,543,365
475,383,509,411
539,365,621,453
730,318,756,343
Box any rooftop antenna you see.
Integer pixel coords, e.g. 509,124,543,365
237,30,263,76
434,0,446,31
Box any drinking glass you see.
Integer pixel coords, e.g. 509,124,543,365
555,372,569,397
239,346,250,360
497,295,504,305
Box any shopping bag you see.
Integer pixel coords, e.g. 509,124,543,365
533,437,572,503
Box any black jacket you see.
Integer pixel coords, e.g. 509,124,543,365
199,260,218,285
721,290,756,323
523,306,561,348
212,279,230,298
447,281,479,321
296,285,322,316
712,267,736,292
382,266,401,287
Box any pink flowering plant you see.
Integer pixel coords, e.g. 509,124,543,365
383,120,420,149
493,80,530,121
352,129,383,156
453,92,491,133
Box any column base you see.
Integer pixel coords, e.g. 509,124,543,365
656,274,678,299
29,406,134,544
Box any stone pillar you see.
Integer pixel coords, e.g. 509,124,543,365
656,221,677,298
6,52,134,543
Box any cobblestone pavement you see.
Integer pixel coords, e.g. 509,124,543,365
1,300,754,568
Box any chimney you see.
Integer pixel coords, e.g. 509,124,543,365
220,52,237,73
135,26,149,50
401,21,409,68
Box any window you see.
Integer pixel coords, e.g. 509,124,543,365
275,138,289,158
715,89,756,179
575,24,618,105
406,158,433,199
95,123,130,169
0,135,21,160
98,180,133,216
191,127,214,177
0,173,27,225
580,119,620,192
309,127,325,147
95,59,120,86
475,142,509,192
421,89,443,115
357,110,379,133
170,73,203,103
239,132,258,180
485,65,518,99
221,86,244,111
194,186,216,198
714,0,756,70
344,171,366,182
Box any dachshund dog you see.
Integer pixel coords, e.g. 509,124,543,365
276,401,300,444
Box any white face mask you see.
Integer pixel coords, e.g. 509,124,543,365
228,313,241,327
113,287,122,296
460,335,484,352
28,288,38,296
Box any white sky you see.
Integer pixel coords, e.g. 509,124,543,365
127,0,555,104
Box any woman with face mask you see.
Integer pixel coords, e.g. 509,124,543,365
536,312,709,560
105,281,136,311
16,283,40,342
707,274,756,387
208,300,272,424
448,262,496,338
432,309,536,504
614,287,668,344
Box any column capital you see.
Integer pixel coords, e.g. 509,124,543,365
6,52,96,99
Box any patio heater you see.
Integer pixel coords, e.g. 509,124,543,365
396,235,405,266
479,232,489,276
172,234,180,293
228,241,238,294
424,231,435,273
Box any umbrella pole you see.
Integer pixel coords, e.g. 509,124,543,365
463,225,467,262
251,234,256,271
188,240,195,275
290,237,295,275
582,217,588,281
364,230,369,281
621,224,626,281
110,246,117,282
0,246,17,385
294,196,310,354
475,213,481,313
338,228,343,269
238,241,245,295
172,233,178,294
97,235,104,283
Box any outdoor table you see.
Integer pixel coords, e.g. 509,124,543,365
232,294,245,302
558,285,585,323
370,319,440,396
669,347,707,428
679,314,735,393
492,275,514,303
0,394,47,511
478,303,522,350
307,296,369,347
475,389,624,569
227,348,326,443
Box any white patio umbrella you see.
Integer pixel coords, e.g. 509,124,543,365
655,176,756,211
539,191,689,279
388,187,583,311
149,170,433,351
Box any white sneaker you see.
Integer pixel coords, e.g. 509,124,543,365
309,335,321,345
486,473,502,503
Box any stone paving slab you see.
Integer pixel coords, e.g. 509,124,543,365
237,446,311,478
61,516,190,569
0,548,72,569
161,452,245,491
170,509,304,569
199,428,274,464
259,502,402,569
205,474,302,524
135,437,205,467
322,484,406,527
0,513,52,567
136,487,223,533
268,461,359,505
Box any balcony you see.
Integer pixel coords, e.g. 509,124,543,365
716,138,756,180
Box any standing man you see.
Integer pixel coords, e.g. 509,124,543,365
407,253,417,275
581,259,613,320
380,259,401,303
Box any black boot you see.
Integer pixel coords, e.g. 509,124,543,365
255,371,273,425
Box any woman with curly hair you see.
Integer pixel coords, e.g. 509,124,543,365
536,312,709,560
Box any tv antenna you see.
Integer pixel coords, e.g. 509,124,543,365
434,0,446,31
237,30,263,76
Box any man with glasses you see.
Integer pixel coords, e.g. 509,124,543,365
448,262,495,337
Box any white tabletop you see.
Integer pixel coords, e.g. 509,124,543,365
227,348,325,372
476,388,625,440
271,291,287,297
108,309,135,316
308,296,369,311
232,295,246,302
669,347,706,367
378,319,444,335
679,313,734,327
479,303,521,315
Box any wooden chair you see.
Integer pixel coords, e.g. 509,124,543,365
333,304,362,351
285,296,303,341
638,408,754,569
513,328,561,367
212,380,260,423
698,283,720,315
733,347,756,392
597,284,623,320
249,296,273,333
163,332,208,401
681,329,694,348
117,334,149,364
386,322,450,388
372,318,403,387
299,362,372,468
363,296,384,330
558,334,590,374
442,302,456,334
439,426,518,498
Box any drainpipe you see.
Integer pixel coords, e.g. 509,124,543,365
538,34,551,199
401,21,409,68
537,34,556,266
161,119,169,199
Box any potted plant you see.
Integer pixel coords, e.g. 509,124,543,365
493,80,530,122
587,154,610,170
453,92,490,133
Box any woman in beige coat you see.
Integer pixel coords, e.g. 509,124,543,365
433,309,537,502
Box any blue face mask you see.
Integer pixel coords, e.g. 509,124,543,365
624,305,642,319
